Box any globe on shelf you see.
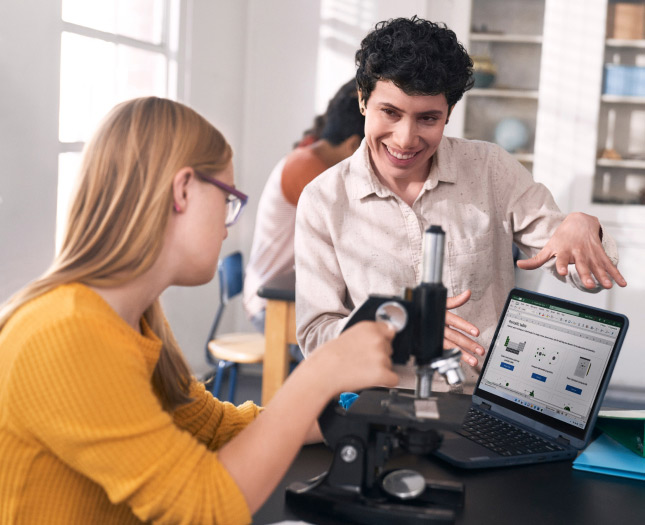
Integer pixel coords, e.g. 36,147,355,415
494,118,529,153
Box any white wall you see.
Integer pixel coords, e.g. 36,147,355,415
0,1,61,301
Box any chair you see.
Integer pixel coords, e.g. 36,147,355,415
204,251,264,403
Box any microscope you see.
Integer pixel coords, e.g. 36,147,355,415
286,226,469,524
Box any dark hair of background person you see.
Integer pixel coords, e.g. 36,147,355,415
355,16,474,108
318,79,365,145
294,114,327,149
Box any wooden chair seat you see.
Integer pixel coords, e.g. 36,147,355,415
208,332,265,364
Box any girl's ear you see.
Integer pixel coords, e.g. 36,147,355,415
171,167,194,213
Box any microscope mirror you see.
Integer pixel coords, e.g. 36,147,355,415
381,469,426,500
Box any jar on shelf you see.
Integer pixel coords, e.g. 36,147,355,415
472,56,497,88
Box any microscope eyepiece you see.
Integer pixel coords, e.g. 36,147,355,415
421,226,445,284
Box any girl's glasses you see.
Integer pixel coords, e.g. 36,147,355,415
194,170,248,227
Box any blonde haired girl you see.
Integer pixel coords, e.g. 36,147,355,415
0,97,397,524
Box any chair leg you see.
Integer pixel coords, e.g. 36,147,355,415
227,363,239,404
213,360,229,399
202,369,216,388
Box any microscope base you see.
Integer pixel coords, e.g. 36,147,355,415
286,471,464,524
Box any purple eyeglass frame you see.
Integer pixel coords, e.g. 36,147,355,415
194,170,248,203
194,170,248,226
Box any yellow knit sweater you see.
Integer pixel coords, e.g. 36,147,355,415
0,284,261,524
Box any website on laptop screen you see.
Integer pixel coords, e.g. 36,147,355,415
478,293,622,430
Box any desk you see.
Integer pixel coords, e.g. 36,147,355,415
254,401,645,524
257,271,296,405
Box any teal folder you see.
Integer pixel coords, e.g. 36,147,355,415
573,433,645,481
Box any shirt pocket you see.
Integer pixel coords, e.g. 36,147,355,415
445,232,494,302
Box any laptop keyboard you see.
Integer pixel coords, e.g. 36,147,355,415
457,408,565,457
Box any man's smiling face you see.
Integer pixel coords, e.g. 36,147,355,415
360,80,451,186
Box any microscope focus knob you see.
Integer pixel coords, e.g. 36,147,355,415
375,301,408,333
340,445,358,463
430,347,465,386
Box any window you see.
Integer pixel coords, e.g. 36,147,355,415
56,0,183,249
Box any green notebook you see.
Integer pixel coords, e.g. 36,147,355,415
596,409,645,457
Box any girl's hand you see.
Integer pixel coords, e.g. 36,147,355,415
306,321,399,396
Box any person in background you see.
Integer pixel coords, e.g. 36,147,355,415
293,113,326,149
0,97,397,524
243,79,365,338
295,16,626,393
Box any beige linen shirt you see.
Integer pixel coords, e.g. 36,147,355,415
294,137,617,393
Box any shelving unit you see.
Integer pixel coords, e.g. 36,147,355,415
463,0,546,168
593,5,645,206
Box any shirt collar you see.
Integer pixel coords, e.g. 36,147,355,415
347,137,457,200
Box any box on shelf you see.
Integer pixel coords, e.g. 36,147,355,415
606,2,645,39
603,64,645,96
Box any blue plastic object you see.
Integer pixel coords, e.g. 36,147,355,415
339,392,360,410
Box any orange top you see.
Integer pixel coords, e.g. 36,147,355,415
280,147,329,206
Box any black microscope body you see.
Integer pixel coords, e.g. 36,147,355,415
286,226,468,524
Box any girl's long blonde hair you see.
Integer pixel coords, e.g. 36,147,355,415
0,97,232,410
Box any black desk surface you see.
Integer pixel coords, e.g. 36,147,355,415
257,270,295,302
254,414,645,524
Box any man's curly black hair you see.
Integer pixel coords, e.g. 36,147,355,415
355,16,474,108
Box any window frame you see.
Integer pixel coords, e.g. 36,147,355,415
56,1,187,249
58,0,186,155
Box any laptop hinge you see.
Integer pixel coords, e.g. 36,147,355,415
556,435,571,446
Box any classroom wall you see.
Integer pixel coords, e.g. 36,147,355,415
0,0,61,304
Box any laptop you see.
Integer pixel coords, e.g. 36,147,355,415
434,287,629,469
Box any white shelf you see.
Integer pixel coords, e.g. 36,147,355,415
606,38,645,49
470,32,543,44
601,94,645,104
597,158,645,170
515,152,535,163
468,88,539,99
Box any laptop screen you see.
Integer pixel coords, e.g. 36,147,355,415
475,289,626,439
